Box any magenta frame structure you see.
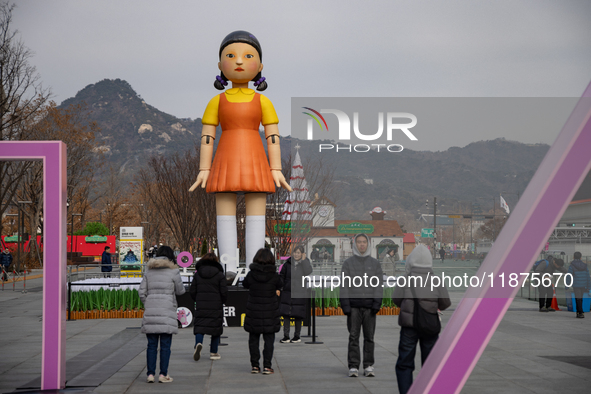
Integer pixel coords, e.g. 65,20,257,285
0,141,67,390
410,86,591,393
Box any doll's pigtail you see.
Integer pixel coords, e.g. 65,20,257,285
214,73,228,90
252,72,267,91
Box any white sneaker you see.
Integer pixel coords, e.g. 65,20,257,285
364,366,375,377
146,374,155,383
193,343,202,361
348,368,359,377
158,374,173,383
210,353,221,360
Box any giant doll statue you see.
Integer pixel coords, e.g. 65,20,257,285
190,31,291,272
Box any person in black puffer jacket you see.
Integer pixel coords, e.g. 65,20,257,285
190,253,228,361
243,248,283,374
279,245,313,343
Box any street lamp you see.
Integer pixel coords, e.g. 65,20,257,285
16,201,32,272
70,213,82,260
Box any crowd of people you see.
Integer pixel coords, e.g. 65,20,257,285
123,238,590,393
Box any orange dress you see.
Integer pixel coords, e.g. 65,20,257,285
206,93,276,194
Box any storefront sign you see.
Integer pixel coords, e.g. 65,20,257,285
337,222,374,234
85,235,107,243
273,222,311,234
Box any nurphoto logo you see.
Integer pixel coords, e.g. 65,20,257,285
302,107,418,153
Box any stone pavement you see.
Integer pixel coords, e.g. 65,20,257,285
1,276,590,393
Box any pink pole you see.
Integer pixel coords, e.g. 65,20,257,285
0,141,67,389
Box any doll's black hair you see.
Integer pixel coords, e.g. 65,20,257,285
214,30,268,92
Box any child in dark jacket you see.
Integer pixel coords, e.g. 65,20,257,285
567,252,591,318
190,253,228,361
243,248,283,374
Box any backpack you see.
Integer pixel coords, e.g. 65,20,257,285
533,259,549,272
410,285,441,336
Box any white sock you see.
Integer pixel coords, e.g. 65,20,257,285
217,216,237,273
245,215,266,266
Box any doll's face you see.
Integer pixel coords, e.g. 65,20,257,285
218,43,263,85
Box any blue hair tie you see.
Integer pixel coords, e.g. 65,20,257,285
216,75,228,86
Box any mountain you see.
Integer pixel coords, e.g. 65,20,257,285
60,79,557,224
61,79,203,176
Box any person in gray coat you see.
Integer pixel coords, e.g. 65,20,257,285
392,244,451,394
138,245,185,384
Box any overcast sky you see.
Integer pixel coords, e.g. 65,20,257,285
12,0,591,150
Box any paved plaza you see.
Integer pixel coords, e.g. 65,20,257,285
1,274,590,393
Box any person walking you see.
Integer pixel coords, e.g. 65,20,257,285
138,245,185,383
340,234,383,378
279,245,312,343
190,252,228,360
393,245,451,394
439,247,445,263
101,246,112,277
243,248,283,374
534,256,567,312
567,252,591,318
1,248,13,281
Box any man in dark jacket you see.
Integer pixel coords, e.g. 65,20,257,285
567,252,591,318
101,246,112,276
393,244,451,394
1,248,13,281
279,245,313,343
340,234,383,378
243,248,283,374
534,256,567,312
190,253,228,360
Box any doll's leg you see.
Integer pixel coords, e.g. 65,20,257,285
245,193,266,265
216,193,238,271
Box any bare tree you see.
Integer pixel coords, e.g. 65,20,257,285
136,146,214,252
0,3,51,234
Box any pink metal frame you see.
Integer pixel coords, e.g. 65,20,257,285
0,141,67,390
410,85,591,393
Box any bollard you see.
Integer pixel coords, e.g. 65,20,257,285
305,291,323,345
22,265,27,293
13,269,16,291
301,296,312,338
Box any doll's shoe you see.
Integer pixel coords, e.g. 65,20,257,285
193,343,202,361
158,374,173,383
146,374,155,383
210,353,221,360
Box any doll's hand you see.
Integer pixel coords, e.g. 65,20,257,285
271,170,292,192
189,170,210,191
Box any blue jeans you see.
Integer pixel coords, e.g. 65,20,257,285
396,327,439,394
195,333,220,353
146,333,172,376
